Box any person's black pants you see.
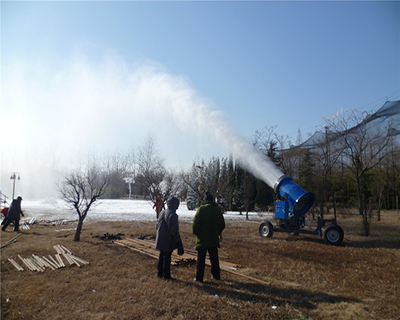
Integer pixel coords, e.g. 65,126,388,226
1,218,19,231
196,247,221,281
157,250,172,279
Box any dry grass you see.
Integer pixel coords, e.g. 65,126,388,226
1,213,400,320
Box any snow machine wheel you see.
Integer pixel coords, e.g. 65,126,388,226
323,224,344,246
259,221,274,238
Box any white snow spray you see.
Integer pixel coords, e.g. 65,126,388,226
180,110,284,189
2,54,285,198
140,72,285,188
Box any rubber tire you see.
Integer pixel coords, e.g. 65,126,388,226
259,221,274,238
324,224,344,246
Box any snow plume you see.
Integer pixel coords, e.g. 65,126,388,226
1,52,282,198
134,66,285,188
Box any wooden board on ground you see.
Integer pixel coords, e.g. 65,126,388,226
114,238,242,271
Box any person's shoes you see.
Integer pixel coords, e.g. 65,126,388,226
194,278,203,283
211,276,221,280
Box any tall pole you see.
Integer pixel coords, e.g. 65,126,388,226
10,172,21,200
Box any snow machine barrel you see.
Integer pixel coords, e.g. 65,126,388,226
273,175,314,216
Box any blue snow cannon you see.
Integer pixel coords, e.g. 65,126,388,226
259,174,344,246
273,175,314,216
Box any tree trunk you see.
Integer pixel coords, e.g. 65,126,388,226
356,179,363,215
74,218,84,241
362,212,371,236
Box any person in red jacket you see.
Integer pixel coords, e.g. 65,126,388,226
1,207,9,219
153,195,165,219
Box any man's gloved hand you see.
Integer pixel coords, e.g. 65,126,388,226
21,212,24,217
178,247,184,256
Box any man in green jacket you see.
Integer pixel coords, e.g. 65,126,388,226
192,192,225,282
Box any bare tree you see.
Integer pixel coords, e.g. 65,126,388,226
387,135,400,212
275,132,301,179
252,125,277,155
325,109,391,235
160,169,187,202
135,135,166,205
103,149,135,198
58,168,109,241
312,127,343,217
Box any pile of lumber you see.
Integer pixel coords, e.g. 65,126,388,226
115,238,242,270
115,238,272,286
7,244,89,272
21,217,37,230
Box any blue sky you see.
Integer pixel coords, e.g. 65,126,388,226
1,1,399,198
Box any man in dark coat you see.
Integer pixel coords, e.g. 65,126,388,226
2,196,24,232
155,196,184,280
192,192,225,282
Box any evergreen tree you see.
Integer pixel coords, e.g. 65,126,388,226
212,157,220,195
243,170,257,219
227,154,236,210
186,164,198,210
217,157,229,211
255,179,274,211
234,162,245,213
299,149,315,192
267,140,282,167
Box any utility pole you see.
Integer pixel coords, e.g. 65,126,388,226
10,172,21,200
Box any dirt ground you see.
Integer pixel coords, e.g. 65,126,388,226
1,213,400,319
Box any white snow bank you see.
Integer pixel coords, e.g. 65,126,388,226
20,199,270,223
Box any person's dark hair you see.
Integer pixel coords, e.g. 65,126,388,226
167,196,180,210
205,192,214,202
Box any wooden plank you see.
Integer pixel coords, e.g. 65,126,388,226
55,254,65,267
115,238,241,270
28,258,45,272
42,256,59,270
67,254,81,267
1,233,22,248
62,253,75,266
60,245,72,254
48,255,62,268
117,238,194,265
123,238,229,260
53,245,63,254
68,254,89,265
18,255,34,271
35,255,56,271
115,240,160,260
8,258,24,271
32,254,47,268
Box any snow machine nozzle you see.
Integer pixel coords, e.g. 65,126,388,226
274,175,314,216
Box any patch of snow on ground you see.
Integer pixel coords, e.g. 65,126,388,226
19,199,270,223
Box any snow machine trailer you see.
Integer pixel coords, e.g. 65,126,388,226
259,175,344,246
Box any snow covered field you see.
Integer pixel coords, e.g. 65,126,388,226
19,199,269,223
